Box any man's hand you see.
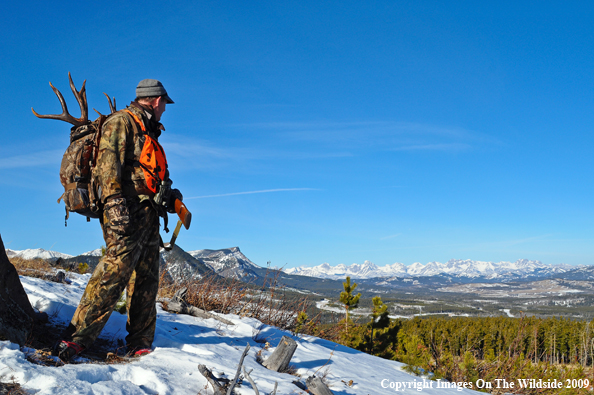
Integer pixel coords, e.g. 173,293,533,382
104,197,131,235
166,189,183,214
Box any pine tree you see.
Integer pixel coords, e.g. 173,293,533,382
369,296,390,354
340,276,361,336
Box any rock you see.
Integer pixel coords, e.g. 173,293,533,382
0,233,36,345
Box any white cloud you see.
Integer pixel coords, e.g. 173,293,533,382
186,188,318,199
380,233,402,240
0,149,63,169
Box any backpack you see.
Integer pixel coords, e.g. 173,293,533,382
32,73,116,225
57,116,108,223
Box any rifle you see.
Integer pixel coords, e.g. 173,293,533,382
163,199,191,251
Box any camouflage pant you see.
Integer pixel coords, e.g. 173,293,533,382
69,200,160,349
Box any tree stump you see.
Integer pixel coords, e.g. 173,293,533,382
0,233,36,345
262,335,297,372
306,376,334,395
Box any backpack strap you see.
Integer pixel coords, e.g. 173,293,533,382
124,109,146,133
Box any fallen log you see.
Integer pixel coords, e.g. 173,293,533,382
262,335,297,372
165,287,234,325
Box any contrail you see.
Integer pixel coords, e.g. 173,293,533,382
186,188,318,199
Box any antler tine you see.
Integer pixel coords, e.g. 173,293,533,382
103,92,117,113
31,81,81,126
31,73,88,127
68,72,88,125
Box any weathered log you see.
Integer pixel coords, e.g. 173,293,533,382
0,234,36,345
306,376,334,395
172,287,188,303
166,300,234,325
262,335,297,372
198,364,226,395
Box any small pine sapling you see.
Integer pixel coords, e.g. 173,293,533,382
369,296,390,354
340,276,361,336
294,311,309,335
77,262,89,274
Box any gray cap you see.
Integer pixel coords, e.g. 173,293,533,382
136,79,174,104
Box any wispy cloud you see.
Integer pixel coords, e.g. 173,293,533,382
380,233,402,240
391,143,471,151
160,119,497,173
0,149,63,169
230,120,497,152
186,188,319,199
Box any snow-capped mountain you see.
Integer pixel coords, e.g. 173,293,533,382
7,246,257,282
285,259,574,280
187,247,259,280
286,260,408,279
80,248,103,257
160,245,212,281
5,248,72,261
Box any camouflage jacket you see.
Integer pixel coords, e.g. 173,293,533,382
95,102,169,204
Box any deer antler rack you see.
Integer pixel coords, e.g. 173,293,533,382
31,72,89,127
93,93,117,117
104,92,116,114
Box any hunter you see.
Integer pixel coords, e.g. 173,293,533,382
53,79,182,361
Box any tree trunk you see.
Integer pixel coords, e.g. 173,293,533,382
0,233,36,345
305,376,334,395
263,335,297,372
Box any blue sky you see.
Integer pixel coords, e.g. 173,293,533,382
2,1,594,268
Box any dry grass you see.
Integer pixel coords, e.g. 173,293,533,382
9,257,54,279
158,268,307,331
158,272,247,314
0,381,28,395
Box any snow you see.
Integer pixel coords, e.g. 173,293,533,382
2,274,482,394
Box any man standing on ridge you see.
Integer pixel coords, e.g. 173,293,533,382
53,79,183,361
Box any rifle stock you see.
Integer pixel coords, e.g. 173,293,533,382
174,199,191,230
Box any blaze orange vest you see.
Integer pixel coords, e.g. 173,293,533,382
125,109,167,194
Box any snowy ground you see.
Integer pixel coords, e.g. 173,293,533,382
0,274,481,395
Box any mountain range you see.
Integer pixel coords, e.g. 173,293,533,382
284,258,575,280
6,247,583,286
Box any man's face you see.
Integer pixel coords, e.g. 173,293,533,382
153,96,167,122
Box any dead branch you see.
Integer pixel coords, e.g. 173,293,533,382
226,343,250,395
242,367,259,395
